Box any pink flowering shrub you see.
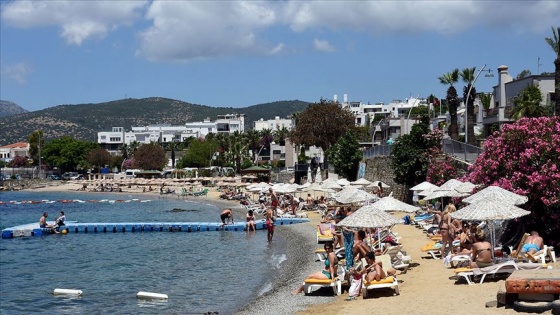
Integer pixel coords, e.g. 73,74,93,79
468,117,560,248
424,129,463,185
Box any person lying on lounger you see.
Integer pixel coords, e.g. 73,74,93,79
511,231,544,259
291,241,338,295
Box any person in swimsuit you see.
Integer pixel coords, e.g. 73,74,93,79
521,231,544,255
220,209,233,227
269,188,278,216
265,208,275,242
292,241,338,295
353,230,371,263
470,229,493,268
428,204,455,257
361,251,386,282
245,209,256,232
39,212,59,234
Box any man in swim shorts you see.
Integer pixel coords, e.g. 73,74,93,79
521,231,543,255
39,212,59,234
269,188,278,216
220,209,233,227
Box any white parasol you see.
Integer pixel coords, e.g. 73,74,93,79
351,178,372,186
334,189,376,204
321,181,343,190
462,185,528,206
336,178,351,186
336,205,401,229
410,181,438,191
451,198,531,259
370,196,420,213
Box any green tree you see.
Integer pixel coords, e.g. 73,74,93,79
516,69,532,79
409,105,430,119
289,98,356,175
134,143,167,170
510,85,546,120
438,69,460,140
390,115,432,188
273,126,290,146
328,130,362,181
41,137,99,172
544,26,560,115
87,147,112,172
28,130,44,166
176,139,219,168
460,67,477,145
479,93,492,113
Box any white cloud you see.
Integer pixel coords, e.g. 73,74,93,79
284,1,560,35
1,62,33,85
1,0,147,45
136,1,280,61
313,39,335,52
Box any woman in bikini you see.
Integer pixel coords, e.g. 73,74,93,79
470,229,494,268
354,251,386,282
292,241,338,295
429,204,455,257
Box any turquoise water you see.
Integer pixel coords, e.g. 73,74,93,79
0,191,287,314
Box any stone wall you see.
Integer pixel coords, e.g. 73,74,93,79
362,156,407,201
1,179,53,191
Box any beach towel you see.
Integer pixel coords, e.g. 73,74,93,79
343,230,354,270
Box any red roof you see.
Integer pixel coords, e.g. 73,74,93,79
0,142,29,149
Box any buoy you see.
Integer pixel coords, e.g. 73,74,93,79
61,230,68,235
137,291,168,300
53,288,82,296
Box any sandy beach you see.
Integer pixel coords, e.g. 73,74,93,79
24,181,559,315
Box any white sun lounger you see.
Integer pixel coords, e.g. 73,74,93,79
456,261,545,285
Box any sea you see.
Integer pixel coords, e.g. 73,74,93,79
0,191,289,315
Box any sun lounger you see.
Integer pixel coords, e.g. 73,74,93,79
454,261,546,285
384,245,411,271
317,223,335,244
303,265,345,296
528,245,557,264
361,254,399,298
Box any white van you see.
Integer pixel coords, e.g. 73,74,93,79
220,167,235,175
125,169,142,178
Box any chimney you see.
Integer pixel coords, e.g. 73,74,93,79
333,94,338,103
343,94,348,104
497,65,512,108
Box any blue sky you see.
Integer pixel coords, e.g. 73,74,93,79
1,1,559,112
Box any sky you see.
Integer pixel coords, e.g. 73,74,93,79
1,1,559,112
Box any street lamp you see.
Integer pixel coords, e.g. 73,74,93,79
464,65,493,144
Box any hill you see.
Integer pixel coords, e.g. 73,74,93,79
0,100,28,117
0,97,310,145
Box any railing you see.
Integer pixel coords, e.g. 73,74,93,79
363,145,392,158
441,139,484,165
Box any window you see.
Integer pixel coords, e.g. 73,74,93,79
109,137,121,142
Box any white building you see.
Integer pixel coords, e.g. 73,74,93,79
0,142,29,163
98,114,245,155
253,116,293,131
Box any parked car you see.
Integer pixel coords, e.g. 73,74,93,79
61,172,78,180
70,174,84,180
46,175,60,180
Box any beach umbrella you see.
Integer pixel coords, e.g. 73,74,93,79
462,185,528,206
337,205,401,250
451,198,531,259
410,181,438,191
321,181,342,190
336,178,351,186
337,205,401,229
454,181,477,194
422,178,468,200
334,189,376,204
370,196,420,213
351,178,372,186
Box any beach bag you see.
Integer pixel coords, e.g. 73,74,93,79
348,273,362,297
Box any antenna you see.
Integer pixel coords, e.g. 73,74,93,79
537,57,542,74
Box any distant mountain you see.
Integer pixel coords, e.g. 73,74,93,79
0,97,311,145
0,100,28,117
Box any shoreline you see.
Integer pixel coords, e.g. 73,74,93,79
17,182,332,314
15,182,559,315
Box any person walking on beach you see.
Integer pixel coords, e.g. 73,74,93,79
265,208,275,242
39,212,59,234
220,209,233,228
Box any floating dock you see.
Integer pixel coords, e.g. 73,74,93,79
1,217,309,239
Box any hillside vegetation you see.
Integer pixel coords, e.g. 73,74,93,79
0,97,310,145
0,100,28,117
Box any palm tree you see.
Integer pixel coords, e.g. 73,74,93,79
510,85,545,120
167,142,178,169
438,69,460,140
243,129,261,162
273,126,290,146
544,26,560,115
460,67,477,145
